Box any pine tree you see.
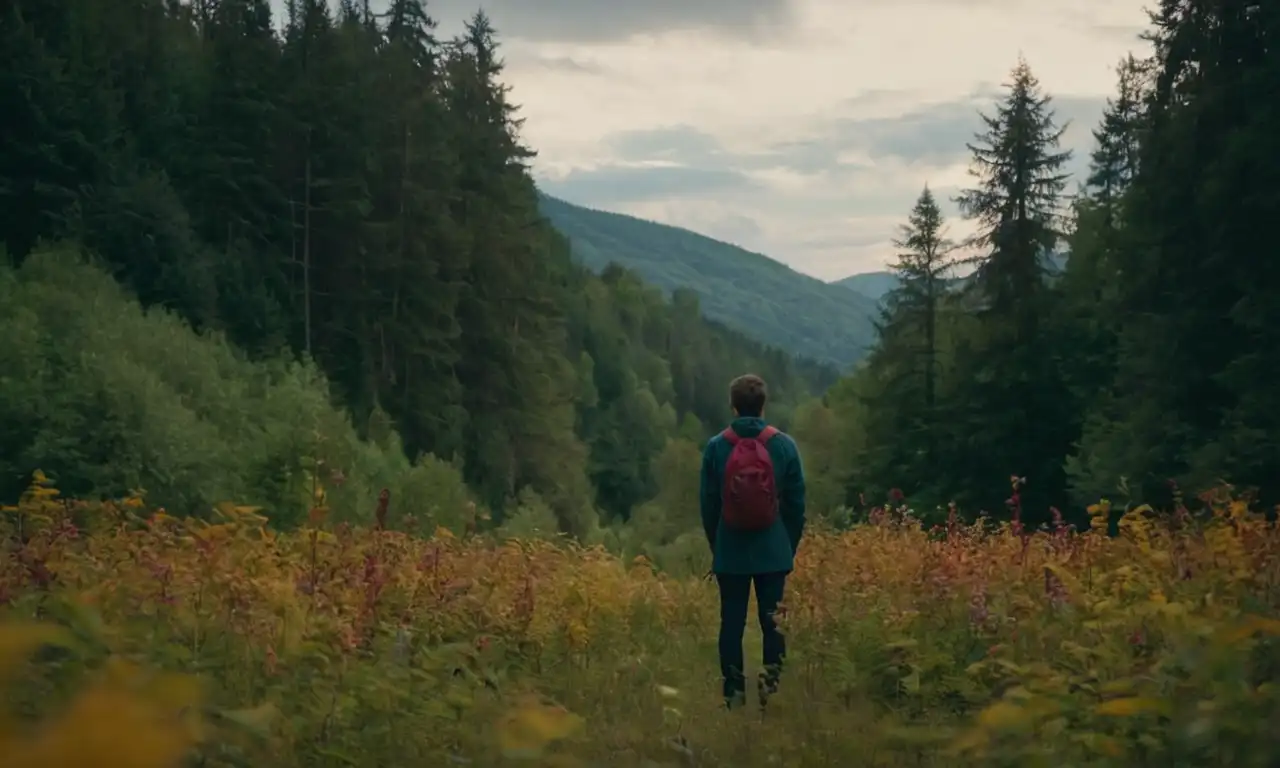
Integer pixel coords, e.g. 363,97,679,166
1056,56,1151,446
1069,0,1280,507
948,57,1076,520
884,186,956,419
840,188,960,512
1087,55,1148,223
957,56,1072,329
0,0,843,541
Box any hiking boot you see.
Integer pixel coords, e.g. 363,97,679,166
757,672,779,712
724,690,747,710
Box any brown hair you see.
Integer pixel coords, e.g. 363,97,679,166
729,374,768,417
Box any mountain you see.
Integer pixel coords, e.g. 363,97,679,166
538,194,878,368
833,271,899,302
833,252,1071,302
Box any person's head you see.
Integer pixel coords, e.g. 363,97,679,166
729,374,768,418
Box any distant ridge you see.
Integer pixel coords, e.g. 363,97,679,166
537,193,879,368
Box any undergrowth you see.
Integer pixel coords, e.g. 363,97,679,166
1,472,1278,766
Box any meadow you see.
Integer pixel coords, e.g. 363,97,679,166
1,473,1278,767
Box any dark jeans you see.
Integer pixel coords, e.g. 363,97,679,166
716,571,787,706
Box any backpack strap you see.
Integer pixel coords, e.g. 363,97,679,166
722,426,778,444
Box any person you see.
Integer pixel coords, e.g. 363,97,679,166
700,373,806,711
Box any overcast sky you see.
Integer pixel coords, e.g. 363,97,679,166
290,0,1155,280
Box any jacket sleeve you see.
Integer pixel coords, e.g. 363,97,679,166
781,437,807,552
700,440,720,549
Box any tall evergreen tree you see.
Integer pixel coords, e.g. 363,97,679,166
845,186,959,510
948,57,1075,519
957,57,1071,326
0,0,859,539
1069,0,1280,508
1056,57,1152,474
1086,55,1148,222
884,186,955,422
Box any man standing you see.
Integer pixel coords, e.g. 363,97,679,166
700,373,806,711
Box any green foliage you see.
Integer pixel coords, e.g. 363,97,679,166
0,246,473,528
0,0,833,536
498,488,563,541
833,270,902,301
803,7,1280,523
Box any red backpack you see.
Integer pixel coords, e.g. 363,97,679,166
720,426,780,531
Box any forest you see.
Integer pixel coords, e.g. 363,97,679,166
2,0,1277,552
0,0,838,568
537,193,882,368
794,12,1279,529
1,1,1277,766
1,0,1277,553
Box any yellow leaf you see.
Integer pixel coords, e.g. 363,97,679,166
143,673,203,720
0,623,73,686
948,728,989,755
1099,679,1135,695
4,684,197,768
1095,697,1168,717
1221,614,1280,644
102,657,147,688
495,696,584,759
976,701,1030,731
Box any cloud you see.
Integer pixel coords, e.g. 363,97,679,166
519,54,608,76
583,88,1109,195
539,85,1112,279
266,0,1152,278
423,0,799,42
606,125,725,163
539,163,760,204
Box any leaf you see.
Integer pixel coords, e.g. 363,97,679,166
218,702,280,738
0,622,74,685
1095,697,1169,717
1220,615,1280,645
495,696,584,760
901,668,921,694
948,728,989,755
5,683,198,767
976,700,1031,731
884,725,956,744
312,748,361,765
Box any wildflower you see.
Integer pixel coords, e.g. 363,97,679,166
969,585,990,629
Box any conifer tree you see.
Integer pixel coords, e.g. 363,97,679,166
884,185,955,419
949,57,1075,520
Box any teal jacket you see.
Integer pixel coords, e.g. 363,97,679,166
700,416,806,575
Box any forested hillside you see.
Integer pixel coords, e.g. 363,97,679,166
796,22,1280,525
832,252,1067,305
0,0,836,543
539,194,880,367
831,270,899,302
3,0,1276,533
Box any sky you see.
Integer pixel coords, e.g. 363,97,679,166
291,0,1156,280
